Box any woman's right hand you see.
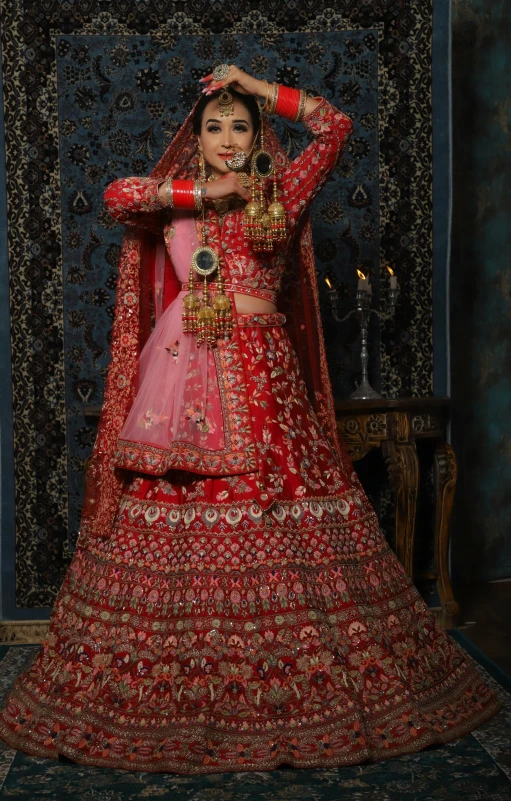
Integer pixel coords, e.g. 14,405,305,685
204,173,251,202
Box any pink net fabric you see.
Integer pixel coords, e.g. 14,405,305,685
118,211,225,453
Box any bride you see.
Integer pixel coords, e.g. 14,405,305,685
0,64,501,773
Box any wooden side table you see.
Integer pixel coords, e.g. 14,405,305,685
335,397,460,620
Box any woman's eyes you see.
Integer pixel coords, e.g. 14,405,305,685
206,125,249,133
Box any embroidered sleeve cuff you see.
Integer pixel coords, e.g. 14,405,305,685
104,177,167,228
301,97,353,139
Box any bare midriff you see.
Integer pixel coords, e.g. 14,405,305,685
233,292,277,314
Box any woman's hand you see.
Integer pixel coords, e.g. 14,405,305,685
201,65,266,100
204,172,251,202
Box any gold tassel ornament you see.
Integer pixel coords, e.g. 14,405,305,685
183,218,233,348
243,104,287,252
212,267,234,340
182,266,200,334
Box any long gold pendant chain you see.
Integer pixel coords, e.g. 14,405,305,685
181,206,233,347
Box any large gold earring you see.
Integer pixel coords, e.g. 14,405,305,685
198,147,206,182
243,107,286,251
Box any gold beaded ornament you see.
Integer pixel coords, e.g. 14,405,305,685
243,102,286,252
182,227,233,347
182,145,233,347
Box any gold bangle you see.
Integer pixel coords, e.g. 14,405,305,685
269,82,278,115
193,179,203,211
294,88,308,123
165,177,174,208
262,79,271,113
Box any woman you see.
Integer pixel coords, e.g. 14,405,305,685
0,65,501,773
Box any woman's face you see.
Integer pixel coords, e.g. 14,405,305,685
197,97,256,178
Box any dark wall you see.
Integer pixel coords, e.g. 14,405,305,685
451,0,511,583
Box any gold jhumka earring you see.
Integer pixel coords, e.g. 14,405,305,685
182,147,233,347
243,104,286,252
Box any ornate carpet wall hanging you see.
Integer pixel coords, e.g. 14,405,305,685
0,1,437,612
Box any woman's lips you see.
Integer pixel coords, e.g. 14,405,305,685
217,153,231,160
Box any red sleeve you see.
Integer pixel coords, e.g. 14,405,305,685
103,176,166,234
278,98,353,231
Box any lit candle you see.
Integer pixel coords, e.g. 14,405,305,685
387,266,398,290
325,276,333,289
357,269,369,292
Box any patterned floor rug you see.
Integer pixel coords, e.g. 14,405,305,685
0,632,509,800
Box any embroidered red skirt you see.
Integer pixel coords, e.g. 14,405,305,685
0,313,501,773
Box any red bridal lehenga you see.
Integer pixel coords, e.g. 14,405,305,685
0,96,501,773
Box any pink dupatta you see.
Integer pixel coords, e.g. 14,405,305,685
116,211,226,458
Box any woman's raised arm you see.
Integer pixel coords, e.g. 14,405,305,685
103,175,167,233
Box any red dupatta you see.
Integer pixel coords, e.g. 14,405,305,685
77,103,349,549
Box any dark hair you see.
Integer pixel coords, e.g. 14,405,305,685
192,87,261,135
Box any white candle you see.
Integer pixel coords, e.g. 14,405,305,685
387,266,398,289
357,271,369,292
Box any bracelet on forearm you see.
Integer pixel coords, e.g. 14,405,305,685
264,82,278,115
295,88,307,123
193,179,204,211
274,85,301,121
167,179,197,210
165,177,174,208
264,83,307,122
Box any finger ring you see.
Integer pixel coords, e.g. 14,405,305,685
212,63,230,82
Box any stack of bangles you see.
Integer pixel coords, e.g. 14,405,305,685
163,178,207,210
263,82,307,123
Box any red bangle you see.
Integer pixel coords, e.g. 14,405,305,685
274,85,301,121
172,179,196,209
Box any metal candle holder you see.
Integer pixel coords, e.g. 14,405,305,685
327,284,399,400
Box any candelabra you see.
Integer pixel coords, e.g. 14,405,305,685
327,284,399,400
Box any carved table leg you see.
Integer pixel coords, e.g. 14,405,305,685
382,440,420,577
433,443,460,617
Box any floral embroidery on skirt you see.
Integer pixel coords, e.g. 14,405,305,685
0,315,501,773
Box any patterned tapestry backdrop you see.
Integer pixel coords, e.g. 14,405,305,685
1,1,433,608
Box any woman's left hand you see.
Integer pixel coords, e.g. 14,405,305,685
200,65,265,99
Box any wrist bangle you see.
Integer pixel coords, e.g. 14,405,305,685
262,79,271,112
268,82,278,115
165,177,174,208
274,85,301,121
193,179,203,211
294,89,307,122
171,179,196,210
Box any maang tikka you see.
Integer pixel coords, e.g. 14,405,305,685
243,103,286,252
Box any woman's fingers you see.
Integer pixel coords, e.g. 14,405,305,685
202,80,226,96
208,172,251,201
200,65,253,96
232,176,251,200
